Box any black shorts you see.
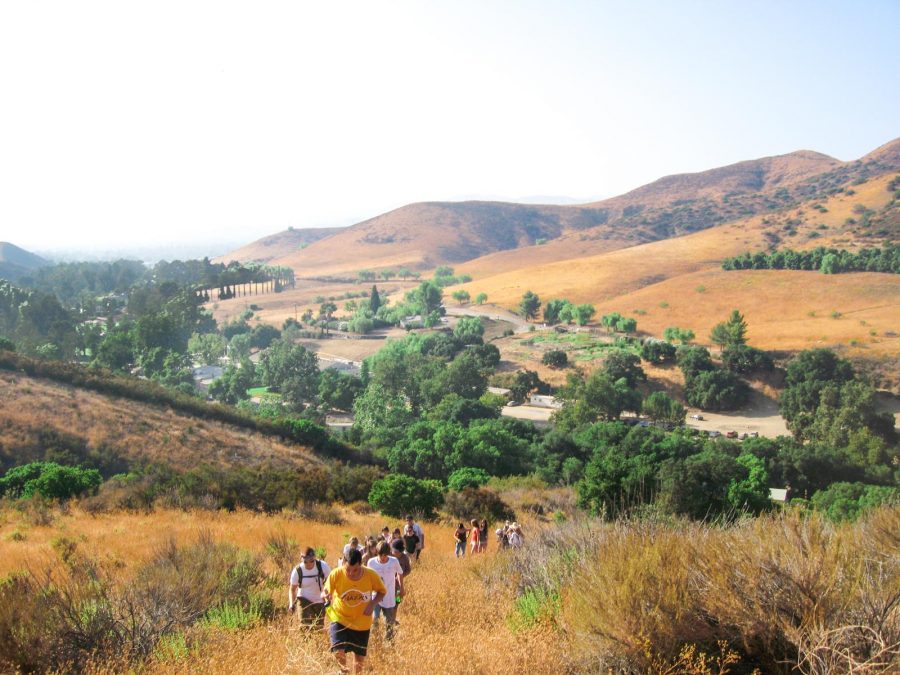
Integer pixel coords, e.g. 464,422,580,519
329,621,371,656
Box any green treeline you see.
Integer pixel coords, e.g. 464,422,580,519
721,244,899,274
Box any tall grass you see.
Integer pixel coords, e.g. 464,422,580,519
489,507,900,672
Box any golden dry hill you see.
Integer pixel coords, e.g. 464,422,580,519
0,369,320,472
214,226,345,265
217,138,899,279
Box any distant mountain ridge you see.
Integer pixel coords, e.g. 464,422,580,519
218,137,900,277
0,242,51,282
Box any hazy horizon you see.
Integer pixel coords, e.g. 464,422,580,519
2,1,898,253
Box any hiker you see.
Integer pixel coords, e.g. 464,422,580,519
495,524,509,549
508,523,524,549
362,537,379,566
402,524,420,562
289,547,331,627
392,539,412,577
404,515,425,560
454,522,467,557
367,542,404,641
342,536,361,560
469,519,481,555
380,526,391,543
478,518,489,553
322,548,386,673
391,527,403,550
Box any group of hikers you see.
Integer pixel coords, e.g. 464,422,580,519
454,519,524,556
287,514,523,673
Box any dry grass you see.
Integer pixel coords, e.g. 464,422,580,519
0,503,896,673
0,371,319,471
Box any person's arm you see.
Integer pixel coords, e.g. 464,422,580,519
364,574,387,615
289,568,300,611
395,561,404,596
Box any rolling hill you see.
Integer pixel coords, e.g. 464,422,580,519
0,369,321,472
0,242,50,282
217,138,899,279
213,226,345,265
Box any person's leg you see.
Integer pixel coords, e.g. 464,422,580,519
383,606,397,641
333,650,349,674
354,654,366,673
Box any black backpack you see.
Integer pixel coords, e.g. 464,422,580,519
296,560,325,589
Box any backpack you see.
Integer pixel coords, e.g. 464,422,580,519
296,560,326,589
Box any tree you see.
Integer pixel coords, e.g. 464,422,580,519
407,281,444,319
249,324,281,349
684,369,749,411
475,292,488,305
603,350,646,388
0,462,102,500
519,291,541,320
616,317,637,333
318,369,364,411
453,316,484,345
572,304,596,326
369,285,382,312
663,326,695,345
642,391,685,425
543,299,570,325
451,289,471,305
541,349,568,368
258,339,320,410
710,310,748,350
447,467,491,491
368,474,444,518
641,340,677,364
601,312,622,333
209,359,257,404
722,345,773,374
554,370,642,429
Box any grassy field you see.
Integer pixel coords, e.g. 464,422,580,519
0,502,895,673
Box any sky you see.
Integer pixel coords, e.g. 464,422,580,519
1,0,898,257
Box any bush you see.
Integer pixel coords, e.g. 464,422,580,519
367,474,444,518
443,487,516,523
722,345,773,374
641,340,677,364
810,482,898,521
541,349,568,368
684,369,749,411
447,467,491,491
0,462,102,500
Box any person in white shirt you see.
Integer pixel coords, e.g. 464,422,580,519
289,548,332,627
366,542,404,640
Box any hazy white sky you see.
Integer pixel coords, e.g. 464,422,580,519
1,1,898,254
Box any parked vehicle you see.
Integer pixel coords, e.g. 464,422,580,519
690,414,704,420
708,430,721,438
726,430,738,439
739,432,748,440
749,431,759,438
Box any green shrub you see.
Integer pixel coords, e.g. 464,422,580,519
0,462,102,500
447,467,491,491
368,474,444,518
541,349,568,368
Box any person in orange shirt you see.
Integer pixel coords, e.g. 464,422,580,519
322,548,386,673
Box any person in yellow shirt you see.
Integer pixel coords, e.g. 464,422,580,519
322,548,387,673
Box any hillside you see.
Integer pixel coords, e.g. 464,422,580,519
0,242,50,282
261,201,614,277
217,138,899,280
0,370,321,472
214,226,345,265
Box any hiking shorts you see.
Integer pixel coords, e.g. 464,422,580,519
329,621,371,656
298,598,326,626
